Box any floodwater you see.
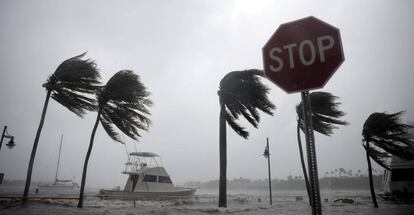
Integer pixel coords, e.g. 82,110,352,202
1,187,413,215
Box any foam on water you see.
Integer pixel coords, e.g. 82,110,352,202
1,187,413,215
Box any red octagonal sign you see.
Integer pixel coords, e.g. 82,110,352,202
263,16,344,93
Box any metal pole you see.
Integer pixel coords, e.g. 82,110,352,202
55,134,63,184
301,91,322,215
266,137,273,205
0,126,6,151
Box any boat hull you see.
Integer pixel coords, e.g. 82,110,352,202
38,185,78,190
98,188,196,200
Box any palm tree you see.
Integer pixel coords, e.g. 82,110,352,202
339,168,345,177
348,169,353,177
217,69,275,207
362,111,414,208
23,53,100,201
296,91,348,204
77,70,152,208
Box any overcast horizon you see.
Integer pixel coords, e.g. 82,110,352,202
1,0,414,190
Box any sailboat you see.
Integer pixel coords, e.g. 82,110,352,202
38,135,79,191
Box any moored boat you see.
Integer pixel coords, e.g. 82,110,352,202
379,156,414,202
98,152,196,200
38,135,79,192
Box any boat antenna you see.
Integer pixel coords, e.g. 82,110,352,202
123,144,129,156
133,141,138,153
122,135,129,156
55,134,63,184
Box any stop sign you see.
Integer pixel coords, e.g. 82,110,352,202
263,16,344,93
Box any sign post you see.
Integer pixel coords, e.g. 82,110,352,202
301,91,321,214
262,16,344,215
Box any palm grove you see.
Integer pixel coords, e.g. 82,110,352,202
217,70,414,208
21,54,414,209
22,53,152,208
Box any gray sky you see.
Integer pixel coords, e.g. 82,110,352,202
1,0,413,189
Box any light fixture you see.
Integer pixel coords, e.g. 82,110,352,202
1,126,16,151
6,137,15,149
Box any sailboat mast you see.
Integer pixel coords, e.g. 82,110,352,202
55,134,63,183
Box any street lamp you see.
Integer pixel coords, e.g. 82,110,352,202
1,126,16,150
1,125,15,184
263,137,272,205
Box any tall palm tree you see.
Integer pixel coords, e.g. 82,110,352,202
296,91,348,205
217,69,275,207
77,70,152,208
23,53,100,201
362,111,414,208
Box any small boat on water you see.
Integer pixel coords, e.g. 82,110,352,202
98,152,196,200
38,179,79,190
38,135,79,191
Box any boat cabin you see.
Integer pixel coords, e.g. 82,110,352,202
382,156,414,200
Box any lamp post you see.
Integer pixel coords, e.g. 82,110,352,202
263,137,272,205
1,126,16,151
1,126,15,184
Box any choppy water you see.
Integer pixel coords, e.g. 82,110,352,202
1,187,413,215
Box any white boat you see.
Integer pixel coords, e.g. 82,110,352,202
379,156,414,202
38,135,79,191
98,152,196,200
38,179,79,190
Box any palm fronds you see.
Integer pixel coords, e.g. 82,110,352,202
297,91,348,136
362,140,392,170
44,52,101,117
218,69,275,139
362,111,414,163
98,70,152,143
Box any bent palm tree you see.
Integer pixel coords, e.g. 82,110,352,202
23,53,100,201
296,91,348,205
77,70,152,208
217,69,275,207
362,111,414,208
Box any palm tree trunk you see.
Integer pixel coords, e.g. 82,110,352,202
218,101,227,208
366,141,378,208
78,109,101,208
297,122,312,206
23,91,51,202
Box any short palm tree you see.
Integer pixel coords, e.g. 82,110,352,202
296,91,348,205
23,53,100,201
217,69,275,207
77,70,152,208
362,111,414,208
